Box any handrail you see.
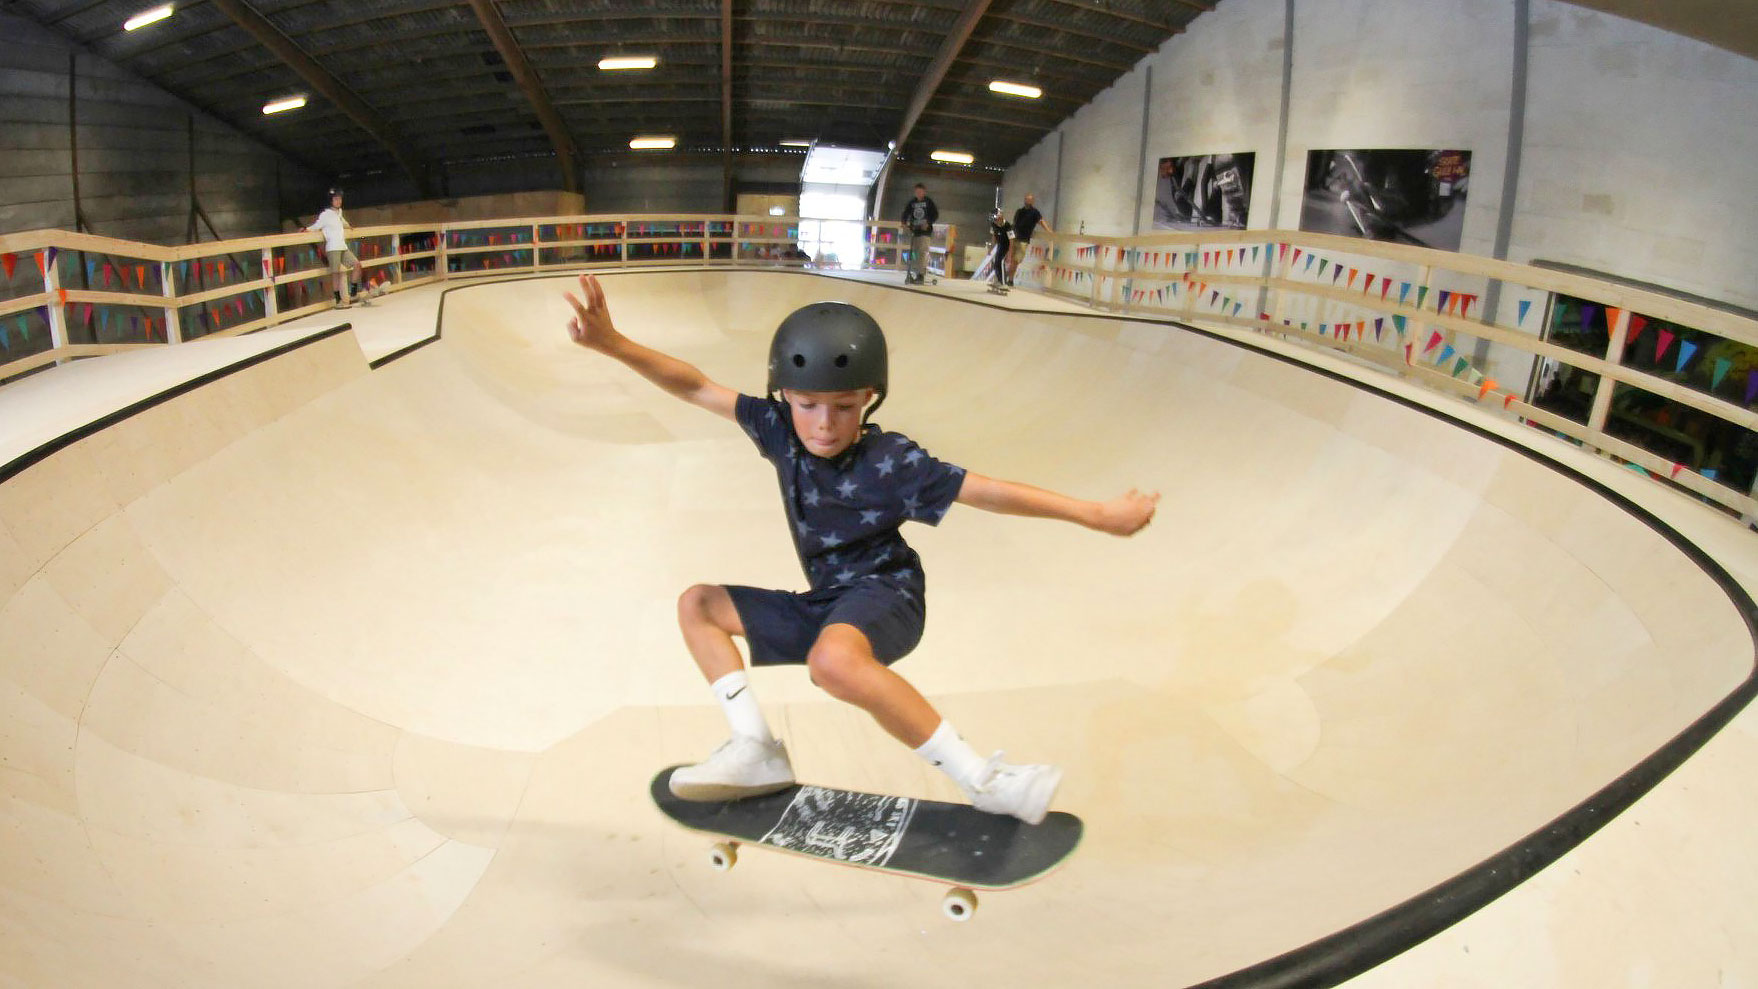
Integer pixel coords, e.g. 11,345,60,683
5,215,1755,522
1019,227,1758,520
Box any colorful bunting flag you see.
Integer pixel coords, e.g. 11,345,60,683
1,253,14,278
1655,329,1675,362
1712,357,1732,390
1518,300,1532,325
1347,268,1358,289
1676,340,1698,372
1746,370,1758,406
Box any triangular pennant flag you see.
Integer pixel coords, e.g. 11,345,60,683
46,247,59,269
1278,243,1289,263
1373,318,1384,340
1452,356,1469,377
1478,378,1498,400
1445,291,1460,316
1405,343,1414,363
1304,254,1315,272
1347,268,1358,289
37,252,47,276
1318,259,1329,276
1712,357,1732,391
1425,331,1444,354
1605,306,1622,334
1670,463,1685,479
1226,249,1234,266
1251,246,1260,263
1746,370,1758,406
1461,294,1476,318
1364,274,1376,294
1581,303,1600,331
1380,279,1392,302
1,253,14,279
1356,321,1366,338
1655,329,1675,362
1439,344,1456,364
1319,323,1329,336
1232,301,1244,316
1627,315,1649,346
1292,248,1303,265
1518,300,1532,325
1332,266,1344,285
1399,282,1411,305
1392,314,1408,333
1417,286,1430,310
1705,468,1719,481
1676,339,1697,372
1504,394,1517,409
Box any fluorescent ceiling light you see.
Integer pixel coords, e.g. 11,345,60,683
930,150,975,165
262,95,307,115
768,206,786,216
780,139,812,147
629,135,675,150
123,4,173,30
599,55,658,71
988,80,1042,99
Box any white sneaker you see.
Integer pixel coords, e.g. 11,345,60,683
964,753,1062,825
669,735,795,801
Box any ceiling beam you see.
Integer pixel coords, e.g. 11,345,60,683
203,0,434,194
893,0,993,155
463,0,579,194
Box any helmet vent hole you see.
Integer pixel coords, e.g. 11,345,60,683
792,354,806,367
834,355,849,368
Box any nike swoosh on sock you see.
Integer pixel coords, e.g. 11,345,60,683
723,686,747,701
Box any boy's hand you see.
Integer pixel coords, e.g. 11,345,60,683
563,273,619,352
1093,489,1159,536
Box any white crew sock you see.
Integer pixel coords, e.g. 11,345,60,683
711,671,775,743
914,720,988,791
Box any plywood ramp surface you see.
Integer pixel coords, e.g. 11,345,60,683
1,270,1752,987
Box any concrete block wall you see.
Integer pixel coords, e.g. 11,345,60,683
1513,1,1758,306
1004,0,1758,312
0,12,324,245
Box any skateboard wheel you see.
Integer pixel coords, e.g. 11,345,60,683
941,888,977,922
709,842,738,872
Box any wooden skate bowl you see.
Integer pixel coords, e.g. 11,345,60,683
2,269,1752,987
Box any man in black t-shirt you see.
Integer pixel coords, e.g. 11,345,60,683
1006,193,1053,286
900,184,939,284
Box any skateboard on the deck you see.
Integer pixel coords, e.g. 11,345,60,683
651,766,1081,921
987,282,1011,295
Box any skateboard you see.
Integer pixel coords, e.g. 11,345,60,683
651,767,1082,921
987,282,1011,295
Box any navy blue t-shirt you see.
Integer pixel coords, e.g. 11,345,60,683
735,394,966,592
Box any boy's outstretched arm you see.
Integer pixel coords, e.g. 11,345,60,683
955,473,1158,536
563,273,738,421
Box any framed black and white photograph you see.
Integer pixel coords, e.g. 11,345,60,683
1299,149,1471,250
1153,153,1255,231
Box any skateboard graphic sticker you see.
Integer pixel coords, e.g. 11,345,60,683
759,786,917,868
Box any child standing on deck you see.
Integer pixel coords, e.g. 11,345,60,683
563,274,1158,824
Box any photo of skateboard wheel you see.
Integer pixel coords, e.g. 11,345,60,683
709,842,739,871
941,888,977,921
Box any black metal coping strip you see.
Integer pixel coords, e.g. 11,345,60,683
0,324,355,487
5,270,1753,987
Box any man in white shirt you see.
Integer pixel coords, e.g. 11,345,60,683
305,189,377,308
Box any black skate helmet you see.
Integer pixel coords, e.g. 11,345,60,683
766,302,887,419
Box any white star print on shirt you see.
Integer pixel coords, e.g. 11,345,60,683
803,487,820,507
837,478,859,499
795,519,812,536
903,449,924,466
837,569,857,583
876,456,895,476
820,532,843,548
859,509,881,525
902,495,920,516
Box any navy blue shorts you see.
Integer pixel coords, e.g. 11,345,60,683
725,579,925,667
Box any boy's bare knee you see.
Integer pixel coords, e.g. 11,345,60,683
806,634,875,699
677,584,717,624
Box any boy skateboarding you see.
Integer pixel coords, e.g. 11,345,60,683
563,274,1157,824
